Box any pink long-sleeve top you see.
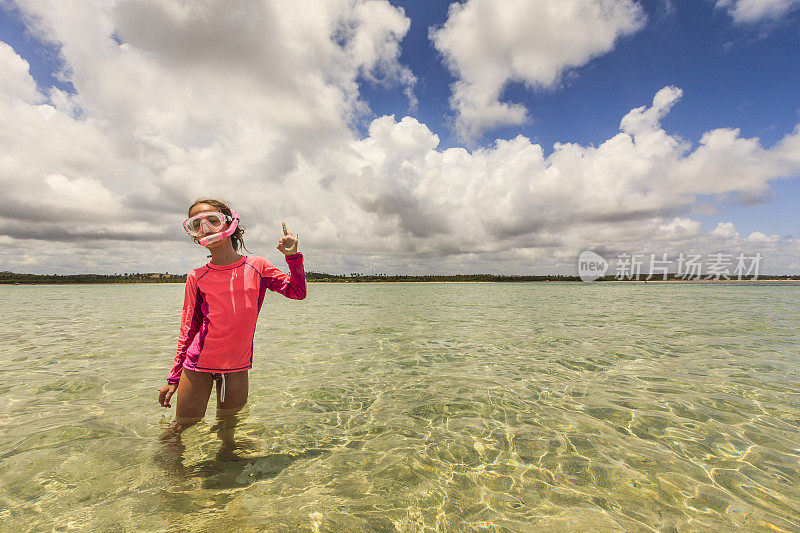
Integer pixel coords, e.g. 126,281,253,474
167,253,306,384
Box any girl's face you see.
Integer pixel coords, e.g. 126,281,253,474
188,203,230,247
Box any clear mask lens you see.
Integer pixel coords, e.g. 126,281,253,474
184,212,228,236
192,214,222,231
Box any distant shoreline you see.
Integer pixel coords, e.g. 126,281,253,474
3,269,798,285
3,278,798,286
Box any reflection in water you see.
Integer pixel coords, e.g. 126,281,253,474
153,423,192,478
155,408,248,480
153,406,331,494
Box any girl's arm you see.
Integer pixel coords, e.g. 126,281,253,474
168,272,202,383
261,221,305,299
260,253,306,300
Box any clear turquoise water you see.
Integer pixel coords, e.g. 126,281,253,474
1,282,798,531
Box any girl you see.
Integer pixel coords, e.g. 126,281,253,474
157,198,306,433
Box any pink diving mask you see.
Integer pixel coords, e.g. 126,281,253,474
182,210,239,246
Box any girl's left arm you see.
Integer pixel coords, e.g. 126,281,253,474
260,253,306,300
261,221,305,299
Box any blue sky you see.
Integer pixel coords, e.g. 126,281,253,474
0,0,799,275
0,4,71,92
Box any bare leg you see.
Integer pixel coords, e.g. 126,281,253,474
157,369,214,472
173,368,214,428
159,369,213,440
214,370,248,449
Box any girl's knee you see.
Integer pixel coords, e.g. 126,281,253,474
216,404,246,418
173,415,204,429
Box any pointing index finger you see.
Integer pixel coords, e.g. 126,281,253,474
282,221,288,235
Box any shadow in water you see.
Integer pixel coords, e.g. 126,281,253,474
191,447,328,489
153,414,330,490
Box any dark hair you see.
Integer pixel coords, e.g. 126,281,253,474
188,198,252,254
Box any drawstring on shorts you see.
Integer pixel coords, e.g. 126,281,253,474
211,372,226,402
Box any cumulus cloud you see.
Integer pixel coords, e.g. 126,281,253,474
711,222,740,238
658,218,702,239
339,0,418,108
1,0,415,241
429,0,645,141
0,41,41,103
282,86,799,274
747,230,780,242
1,1,799,275
716,0,800,24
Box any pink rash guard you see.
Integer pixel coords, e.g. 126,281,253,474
167,253,306,384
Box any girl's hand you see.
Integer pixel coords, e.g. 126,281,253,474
277,221,299,255
158,383,177,408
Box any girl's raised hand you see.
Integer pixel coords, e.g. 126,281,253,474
277,221,299,255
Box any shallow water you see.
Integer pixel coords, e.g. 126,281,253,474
1,282,798,532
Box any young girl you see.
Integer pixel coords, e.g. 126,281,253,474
157,198,306,432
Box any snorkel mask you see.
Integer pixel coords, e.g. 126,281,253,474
183,210,240,246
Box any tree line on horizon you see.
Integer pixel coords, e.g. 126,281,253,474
1,270,797,284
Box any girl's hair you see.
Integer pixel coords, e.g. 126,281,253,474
188,198,252,254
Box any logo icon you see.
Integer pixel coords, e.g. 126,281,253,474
578,251,608,282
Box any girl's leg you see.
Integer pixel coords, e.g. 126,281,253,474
215,370,248,446
216,369,249,412
156,369,214,473
174,368,214,428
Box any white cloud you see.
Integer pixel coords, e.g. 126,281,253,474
716,0,800,24
658,217,702,239
747,230,780,242
1,0,415,229
711,222,740,238
429,0,645,141
43,174,122,214
0,41,41,104
314,87,800,272
340,0,417,107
